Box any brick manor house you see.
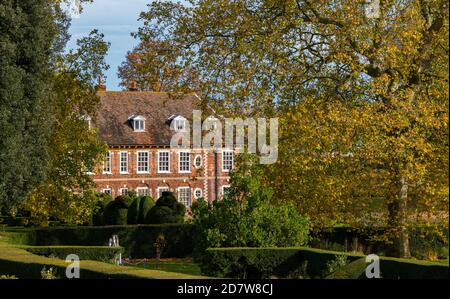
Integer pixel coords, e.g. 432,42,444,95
91,89,233,208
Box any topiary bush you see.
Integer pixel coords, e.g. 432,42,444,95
145,192,185,224
138,196,155,224
127,197,141,225
92,193,113,226
102,196,132,225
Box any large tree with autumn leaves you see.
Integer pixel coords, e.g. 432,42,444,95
135,0,448,257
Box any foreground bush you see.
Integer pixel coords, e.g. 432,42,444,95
191,154,310,256
202,247,449,279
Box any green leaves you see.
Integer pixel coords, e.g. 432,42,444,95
191,153,310,254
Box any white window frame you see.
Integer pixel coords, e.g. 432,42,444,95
193,155,202,169
131,115,146,132
158,150,171,173
222,150,234,172
136,151,150,174
177,187,191,207
119,188,129,196
136,187,150,197
178,151,191,173
103,151,112,174
157,187,170,199
120,151,129,174
102,188,112,195
172,116,187,131
194,188,203,199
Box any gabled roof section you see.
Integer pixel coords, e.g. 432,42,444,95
95,91,199,146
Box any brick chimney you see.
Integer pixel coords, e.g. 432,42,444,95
128,80,138,91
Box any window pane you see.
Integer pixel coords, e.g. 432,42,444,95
120,152,128,173
103,152,111,173
137,152,149,172
194,155,202,168
178,187,190,207
158,151,170,172
137,188,149,196
222,151,233,171
179,152,190,172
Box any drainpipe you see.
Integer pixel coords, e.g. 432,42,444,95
214,149,218,201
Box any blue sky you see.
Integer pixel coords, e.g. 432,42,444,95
67,0,150,90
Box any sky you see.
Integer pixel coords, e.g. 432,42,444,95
67,0,150,90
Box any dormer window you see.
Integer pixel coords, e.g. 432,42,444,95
129,115,146,132
170,116,187,131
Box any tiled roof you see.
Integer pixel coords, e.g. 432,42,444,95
95,91,200,146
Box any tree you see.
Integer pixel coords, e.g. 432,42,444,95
118,39,199,92
191,154,310,255
23,30,110,225
0,0,57,213
138,0,448,258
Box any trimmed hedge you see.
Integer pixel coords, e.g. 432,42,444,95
24,246,123,262
202,247,449,279
1,224,195,258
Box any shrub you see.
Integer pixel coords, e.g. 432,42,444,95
127,197,141,225
25,246,123,262
322,254,349,277
190,154,310,257
103,196,132,225
138,196,154,224
0,275,18,279
145,192,185,224
41,266,58,279
92,193,113,226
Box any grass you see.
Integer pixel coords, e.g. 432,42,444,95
124,259,202,276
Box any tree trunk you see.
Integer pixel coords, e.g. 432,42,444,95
388,176,411,258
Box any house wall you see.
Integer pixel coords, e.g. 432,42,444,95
92,147,232,206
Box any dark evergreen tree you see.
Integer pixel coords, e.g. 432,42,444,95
0,0,57,213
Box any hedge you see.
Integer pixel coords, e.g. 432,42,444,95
24,246,123,262
0,240,204,279
0,224,195,258
202,247,449,279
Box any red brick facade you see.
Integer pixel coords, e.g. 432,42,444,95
92,147,232,205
